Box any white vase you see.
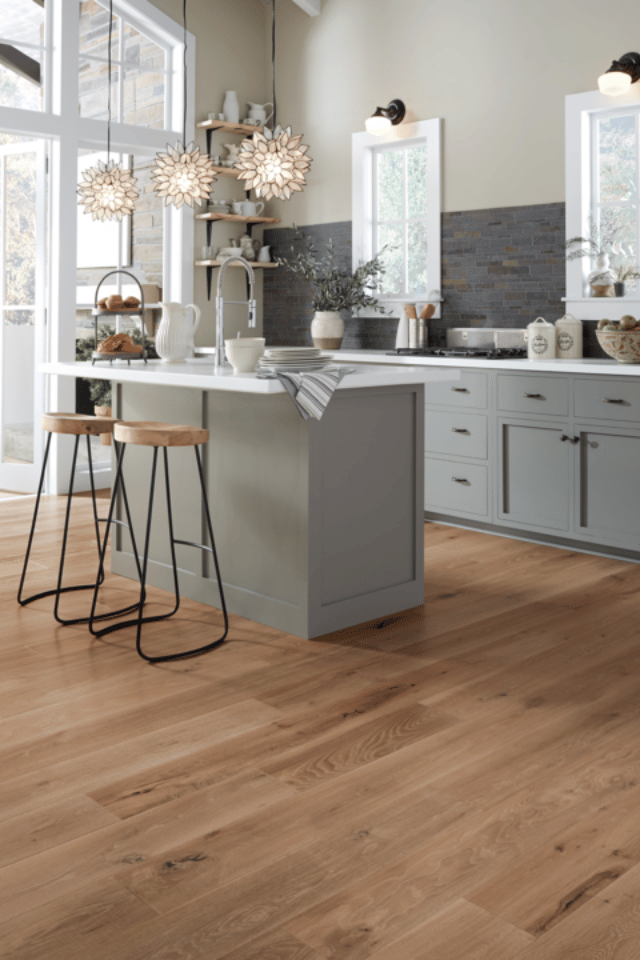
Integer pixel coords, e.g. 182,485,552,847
222,91,239,124
155,302,201,362
310,311,344,349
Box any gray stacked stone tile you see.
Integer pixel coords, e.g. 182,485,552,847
263,202,606,357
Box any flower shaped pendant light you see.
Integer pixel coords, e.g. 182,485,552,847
77,0,139,220
235,0,312,201
151,0,217,207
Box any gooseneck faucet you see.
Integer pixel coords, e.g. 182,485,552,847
214,253,257,369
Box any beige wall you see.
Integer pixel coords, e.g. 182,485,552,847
148,0,270,342
271,0,640,224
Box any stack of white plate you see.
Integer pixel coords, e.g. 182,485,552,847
259,346,332,373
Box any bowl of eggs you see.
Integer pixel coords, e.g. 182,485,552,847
596,315,640,364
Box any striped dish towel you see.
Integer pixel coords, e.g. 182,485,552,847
258,366,356,420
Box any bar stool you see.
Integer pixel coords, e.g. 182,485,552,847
89,421,228,663
17,413,142,626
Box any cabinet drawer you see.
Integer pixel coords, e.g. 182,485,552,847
574,378,640,423
424,458,488,517
497,374,569,416
424,370,488,409
425,411,488,460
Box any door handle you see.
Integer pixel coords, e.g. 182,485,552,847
523,393,543,399
451,428,470,434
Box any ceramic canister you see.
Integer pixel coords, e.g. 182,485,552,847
526,316,556,360
555,314,583,359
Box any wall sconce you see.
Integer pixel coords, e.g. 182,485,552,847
365,98,406,135
598,52,640,96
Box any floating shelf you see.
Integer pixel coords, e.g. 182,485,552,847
211,165,242,179
196,119,263,135
195,259,278,268
196,212,280,225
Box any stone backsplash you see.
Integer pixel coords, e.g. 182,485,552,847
262,203,608,358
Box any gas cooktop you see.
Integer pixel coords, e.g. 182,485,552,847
387,346,528,359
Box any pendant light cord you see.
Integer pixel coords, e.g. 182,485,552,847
182,0,187,146
272,0,276,129
107,0,113,160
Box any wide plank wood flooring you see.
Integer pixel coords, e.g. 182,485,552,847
2,490,640,959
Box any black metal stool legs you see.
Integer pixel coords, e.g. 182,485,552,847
90,443,228,663
17,433,114,625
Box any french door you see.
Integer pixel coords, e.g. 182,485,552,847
0,138,46,492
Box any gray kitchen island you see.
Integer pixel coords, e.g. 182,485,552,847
42,360,459,639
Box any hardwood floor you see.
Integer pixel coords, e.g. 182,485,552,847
2,490,640,959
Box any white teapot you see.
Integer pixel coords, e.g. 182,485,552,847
155,302,201,362
247,101,273,125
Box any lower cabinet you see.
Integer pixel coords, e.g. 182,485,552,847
497,419,571,532
423,365,640,558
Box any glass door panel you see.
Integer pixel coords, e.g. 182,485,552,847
0,137,45,492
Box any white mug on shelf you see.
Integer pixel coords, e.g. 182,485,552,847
231,201,244,215
240,200,265,217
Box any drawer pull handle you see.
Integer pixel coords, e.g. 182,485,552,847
452,428,470,434
452,477,468,484
523,393,543,399
604,398,625,404
451,387,469,393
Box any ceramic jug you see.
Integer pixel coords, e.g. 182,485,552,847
155,302,201,362
247,101,273,125
526,316,556,360
222,91,240,124
257,244,271,262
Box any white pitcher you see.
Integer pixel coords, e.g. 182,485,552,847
247,101,273,125
155,302,201,362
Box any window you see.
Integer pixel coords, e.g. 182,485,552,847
0,0,192,493
352,118,441,314
565,88,640,317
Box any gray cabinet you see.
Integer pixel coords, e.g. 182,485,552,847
498,418,571,532
421,364,640,560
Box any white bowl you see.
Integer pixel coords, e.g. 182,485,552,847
224,337,265,373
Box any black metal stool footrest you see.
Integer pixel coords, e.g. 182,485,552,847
89,442,228,664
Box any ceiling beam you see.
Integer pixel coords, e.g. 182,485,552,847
291,0,321,15
0,43,40,85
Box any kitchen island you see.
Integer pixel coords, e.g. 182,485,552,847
41,360,459,639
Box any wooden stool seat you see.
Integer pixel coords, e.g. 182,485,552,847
41,412,119,436
114,421,209,447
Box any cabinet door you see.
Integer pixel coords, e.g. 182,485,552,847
498,418,571,531
576,423,640,547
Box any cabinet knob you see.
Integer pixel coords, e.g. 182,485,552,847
452,477,468,484
451,387,469,393
452,427,470,434
523,393,543,399
604,398,625,404
561,434,569,441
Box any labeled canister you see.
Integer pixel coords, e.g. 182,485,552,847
555,313,583,359
526,316,556,360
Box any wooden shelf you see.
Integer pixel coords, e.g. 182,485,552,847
196,119,263,135
195,260,278,268
211,165,243,179
195,212,280,225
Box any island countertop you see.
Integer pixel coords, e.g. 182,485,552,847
40,359,459,391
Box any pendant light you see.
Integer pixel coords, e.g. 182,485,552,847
77,0,139,221
234,0,312,201
151,0,217,208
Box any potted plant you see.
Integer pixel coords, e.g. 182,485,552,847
276,228,391,348
565,213,636,297
612,262,640,297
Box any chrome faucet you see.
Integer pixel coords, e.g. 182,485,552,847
214,253,257,368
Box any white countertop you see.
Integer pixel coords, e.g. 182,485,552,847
40,360,459,393
330,349,640,376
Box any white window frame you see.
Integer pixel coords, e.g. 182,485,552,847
0,0,194,492
565,86,640,320
352,118,442,317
